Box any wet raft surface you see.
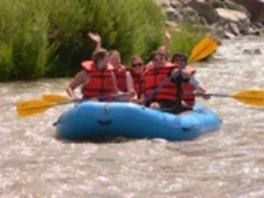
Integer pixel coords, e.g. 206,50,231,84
56,102,220,141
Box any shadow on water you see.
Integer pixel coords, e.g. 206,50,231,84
54,134,136,144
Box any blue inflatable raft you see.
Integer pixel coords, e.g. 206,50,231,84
55,102,221,141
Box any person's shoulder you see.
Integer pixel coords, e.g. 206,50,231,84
145,62,154,71
107,63,114,70
81,60,94,71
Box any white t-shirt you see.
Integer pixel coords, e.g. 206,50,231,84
189,76,204,89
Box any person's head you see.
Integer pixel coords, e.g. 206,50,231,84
109,50,121,68
131,56,144,75
156,46,169,60
152,49,167,68
92,48,109,70
171,53,188,68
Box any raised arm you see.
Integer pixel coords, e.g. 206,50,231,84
87,32,102,51
126,71,137,100
189,76,210,99
163,31,171,51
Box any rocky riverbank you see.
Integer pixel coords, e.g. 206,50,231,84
159,0,264,39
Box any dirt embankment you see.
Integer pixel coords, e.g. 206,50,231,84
159,0,264,39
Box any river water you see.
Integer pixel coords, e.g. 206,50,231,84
0,36,264,197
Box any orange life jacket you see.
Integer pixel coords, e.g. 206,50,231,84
114,65,127,92
81,61,116,100
144,63,196,106
130,70,145,97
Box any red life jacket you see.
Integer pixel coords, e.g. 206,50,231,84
144,63,196,106
181,80,195,106
81,61,116,100
114,65,127,92
130,70,145,97
180,65,196,106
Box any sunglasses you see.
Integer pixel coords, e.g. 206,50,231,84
132,63,143,67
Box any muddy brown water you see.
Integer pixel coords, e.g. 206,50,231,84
0,36,264,197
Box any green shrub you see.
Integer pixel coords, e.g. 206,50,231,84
45,0,86,76
169,22,208,60
0,0,15,80
0,0,50,80
47,0,166,76
12,7,49,79
0,0,209,80
78,0,165,63
0,42,12,80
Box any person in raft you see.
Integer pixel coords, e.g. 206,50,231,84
128,56,146,103
87,32,135,101
171,52,208,94
145,31,171,70
65,48,119,101
169,52,209,112
143,49,208,113
143,49,181,111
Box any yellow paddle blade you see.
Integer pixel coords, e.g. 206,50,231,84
232,90,264,106
17,106,50,117
16,99,56,117
189,36,218,62
236,98,264,106
232,90,264,100
42,93,70,103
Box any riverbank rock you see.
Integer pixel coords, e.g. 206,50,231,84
158,0,264,39
232,0,264,22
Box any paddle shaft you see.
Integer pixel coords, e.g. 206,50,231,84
17,93,130,113
196,93,231,98
145,67,185,105
38,93,130,107
79,92,129,102
194,91,264,106
51,92,130,105
196,93,264,100
145,76,172,104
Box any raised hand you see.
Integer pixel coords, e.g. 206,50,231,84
87,32,101,43
87,32,102,50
